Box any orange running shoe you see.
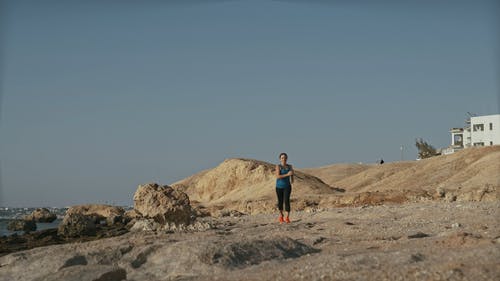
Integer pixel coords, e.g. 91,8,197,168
285,216,290,223
279,215,284,223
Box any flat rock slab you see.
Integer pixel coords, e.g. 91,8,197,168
33,265,126,281
199,236,319,268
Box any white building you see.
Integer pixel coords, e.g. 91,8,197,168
447,114,500,153
470,114,500,146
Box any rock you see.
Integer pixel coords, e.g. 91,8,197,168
199,237,319,269
24,208,57,223
123,209,142,226
191,205,212,217
408,232,430,239
0,229,61,257
130,219,161,232
215,209,246,218
124,209,141,221
60,255,88,269
410,253,425,262
457,184,499,202
57,214,97,237
163,220,215,232
65,204,125,226
312,236,327,245
451,222,461,228
7,220,37,232
133,182,193,225
436,187,446,198
130,218,214,233
445,193,457,202
32,265,126,281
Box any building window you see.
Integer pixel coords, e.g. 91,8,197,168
491,141,493,146
453,134,463,146
473,142,484,146
490,123,493,130
473,124,484,132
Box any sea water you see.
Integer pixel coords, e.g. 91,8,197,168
0,207,66,236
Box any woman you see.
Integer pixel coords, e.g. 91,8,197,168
275,152,294,223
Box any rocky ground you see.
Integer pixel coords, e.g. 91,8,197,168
0,223,129,257
1,201,499,281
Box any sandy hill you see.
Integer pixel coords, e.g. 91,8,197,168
172,146,499,213
171,158,341,213
301,163,374,186
303,145,499,194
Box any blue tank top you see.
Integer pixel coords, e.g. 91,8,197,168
276,165,291,189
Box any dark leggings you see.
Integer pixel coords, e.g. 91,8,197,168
276,186,292,212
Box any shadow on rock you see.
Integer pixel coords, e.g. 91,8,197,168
199,236,319,269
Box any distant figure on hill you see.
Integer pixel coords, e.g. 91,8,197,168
275,152,294,223
379,159,384,165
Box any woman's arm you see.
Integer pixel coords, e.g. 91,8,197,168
276,165,291,179
289,165,294,183
275,165,281,178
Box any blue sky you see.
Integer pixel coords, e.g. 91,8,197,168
1,0,499,207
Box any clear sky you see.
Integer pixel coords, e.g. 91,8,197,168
1,0,499,207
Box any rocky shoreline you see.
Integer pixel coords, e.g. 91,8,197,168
0,182,203,258
1,201,499,281
0,223,129,257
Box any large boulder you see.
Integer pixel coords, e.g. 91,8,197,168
133,183,193,225
24,208,57,223
65,204,125,225
123,209,141,225
7,219,37,232
57,213,97,237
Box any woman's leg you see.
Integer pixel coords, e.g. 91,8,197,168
284,186,292,218
276,188,284,217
